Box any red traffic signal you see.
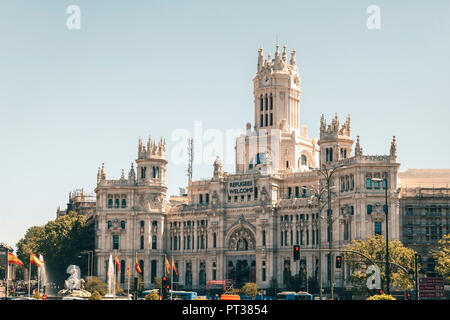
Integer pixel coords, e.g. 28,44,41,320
293,245,300,261
336,256,342,268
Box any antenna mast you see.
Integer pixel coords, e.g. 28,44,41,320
187,138,194,184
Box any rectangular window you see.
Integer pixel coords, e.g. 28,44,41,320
140,235,144,250
113,235,119,250
262,268,266,282
270,113,273,126
344,223,349,241
265,114,268,126
374,222,382,236
260,114,264,127
213,233,217,248
262,230,266,246
152,235,157,250
366,178,372,189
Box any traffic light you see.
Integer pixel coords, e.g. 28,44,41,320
293,245,300,261
407,293,411,300
336,256,342,268
162,276,171,300
377,289,384,295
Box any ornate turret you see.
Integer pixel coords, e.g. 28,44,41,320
355,136,363,156
128,163,136,182
213,156,223,180
390,136,397,161
318,114,354,165
136,136,168,186
138,136,166,160
319,113,351,140
97,163,106,183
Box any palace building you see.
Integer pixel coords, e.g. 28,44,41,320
92,44,408,295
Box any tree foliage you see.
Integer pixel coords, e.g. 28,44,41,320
432,234,450,282
85,277,108,296
240,282,258,298
16,213,94,285
144,291,160,300
366,293,396,300
343,235,418,295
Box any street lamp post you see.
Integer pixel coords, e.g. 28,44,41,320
308,185,327,300
311,164,344,300
372,177,389,294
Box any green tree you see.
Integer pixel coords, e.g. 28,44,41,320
366,293,396,300
343,235,418,296
16,226,45,279
144,291,160,300
85,277,108,296
89,290,102,300
432,234,450,282
32,291,42,299
15,213,94,285
240,282,258,299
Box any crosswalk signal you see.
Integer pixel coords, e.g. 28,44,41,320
336,256,342,268
293,245,300,261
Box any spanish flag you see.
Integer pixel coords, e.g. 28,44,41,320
135,257,141,274
165,256,171,275
8,252,24,266
30,252,44,267
172,257,178,276
115,256,121,273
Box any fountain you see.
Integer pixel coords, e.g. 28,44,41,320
57,265,91,299
103,255,116,299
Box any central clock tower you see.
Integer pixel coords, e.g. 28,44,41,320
253,44,301,133
235,44,317,174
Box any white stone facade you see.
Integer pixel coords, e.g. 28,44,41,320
93,45,401,293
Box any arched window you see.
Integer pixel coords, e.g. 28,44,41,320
121,198,126,208
366,174,372,189
265,94,268,110
108,198,113,208
120,221,126,229
367,204,373,215
107,221,112,229
114,199,120,208
270,94,273,110
260,95,263,111
301,154,307,166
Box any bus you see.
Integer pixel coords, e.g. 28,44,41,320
294,292,313,300
276,291,313,300
276,291,297,300
170,290,198,300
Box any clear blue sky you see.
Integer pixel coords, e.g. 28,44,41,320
1,0,449,251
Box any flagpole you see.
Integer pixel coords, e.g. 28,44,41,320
6,251,9,298
171,256,173,300
114,257,116,299
28,256,31,297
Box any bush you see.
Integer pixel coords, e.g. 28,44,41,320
367,294,396,300
144,291,159,300
84,277,107,296
240,283,258,299
89,290,102,300
32,292,42,300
